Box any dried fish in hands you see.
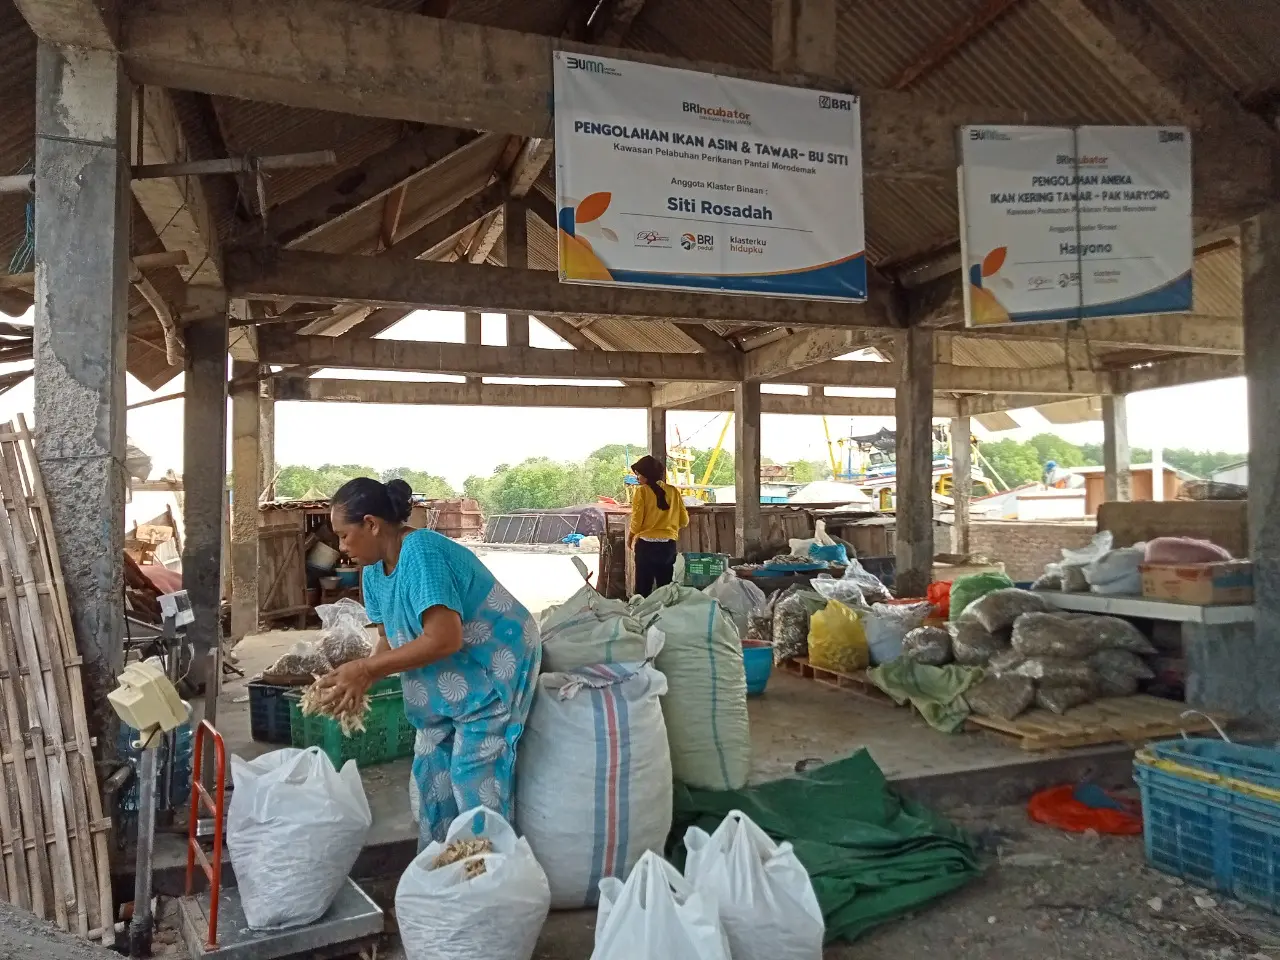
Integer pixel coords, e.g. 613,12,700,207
432,838,494,879
299,683,370,737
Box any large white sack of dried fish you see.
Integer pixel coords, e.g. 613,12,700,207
517,660,672,908
396,807,550,960
227,747,372,930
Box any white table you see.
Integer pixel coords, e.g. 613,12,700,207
1039,591,1254,626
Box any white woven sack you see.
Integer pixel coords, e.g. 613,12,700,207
516,660,672,908
539,583,648,671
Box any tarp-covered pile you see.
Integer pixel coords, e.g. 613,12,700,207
670,751,980,943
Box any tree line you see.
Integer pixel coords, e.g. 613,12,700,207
273,434,1242,513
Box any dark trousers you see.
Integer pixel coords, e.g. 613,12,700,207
634,539,678,597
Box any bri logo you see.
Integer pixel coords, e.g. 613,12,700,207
818,94,855,111
681,233,714,251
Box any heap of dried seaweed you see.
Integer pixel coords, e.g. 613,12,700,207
431,837,493,879
299,684,370,737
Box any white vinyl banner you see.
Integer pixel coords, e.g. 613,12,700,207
958,125,1192,326
553,52,866,301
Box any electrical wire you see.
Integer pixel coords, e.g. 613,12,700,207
8,160,34,276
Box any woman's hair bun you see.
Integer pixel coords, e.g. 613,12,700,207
384,478,413,522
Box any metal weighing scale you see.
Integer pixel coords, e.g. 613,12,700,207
111,602,385,960
177,879,384,960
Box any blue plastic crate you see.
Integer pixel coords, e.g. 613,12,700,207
1136,739,1280,913
248,681,296,744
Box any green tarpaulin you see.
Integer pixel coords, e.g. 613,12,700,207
670,751,981,944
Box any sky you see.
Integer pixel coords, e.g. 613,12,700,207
0,309,1250,488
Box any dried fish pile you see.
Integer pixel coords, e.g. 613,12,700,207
432,837,493,879
298,685,370,737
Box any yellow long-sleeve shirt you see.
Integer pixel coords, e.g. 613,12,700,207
629,482,689,541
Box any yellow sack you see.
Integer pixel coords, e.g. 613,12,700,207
807,599,869,674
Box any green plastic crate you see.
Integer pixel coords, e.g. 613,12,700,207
683,552,729,589
286,678,416,769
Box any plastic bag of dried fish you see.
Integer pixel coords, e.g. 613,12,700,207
317,598,374,667
1010,612,1097,659
396,807,550,960
1088,648,1154,697
965,588,1054,633
1036,684,1095,715
965,675,1035,721
1012,656,1098,688
771,590,827,664
261,641,331,685
949,617,1006,666
1079,615,1158,655
900,626,952,666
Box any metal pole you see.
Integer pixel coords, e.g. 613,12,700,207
130,742,158,958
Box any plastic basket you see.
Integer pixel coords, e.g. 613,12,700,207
1135,739,1280,912
248,681,296,744
742,641,773,696
683,552,729,589
286,680,415,769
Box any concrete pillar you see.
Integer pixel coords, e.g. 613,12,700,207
504,201,529,348
229,354,261,644
895,326,935,597
647,407,668,468
1102,394,1131,503
734,382,762,558
258,376,276,499
182,295,228,726
464,311,482,385
1242,206,1280,719
32,43,130,738
950,415,972,556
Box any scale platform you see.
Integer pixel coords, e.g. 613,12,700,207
178,878,384,960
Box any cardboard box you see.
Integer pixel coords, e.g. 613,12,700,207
1139,560,1253,605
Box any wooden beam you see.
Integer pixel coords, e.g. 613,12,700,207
113,0,1273,214
800,360,1107,394
273,376,960,416
675,323,739,354
535,316,598,351
952,314,1243,356
226,248,897,330
132,86,222,286
258,331,744,381
888,0,1021,89
1109,354,1243,394
772,0,837,77
266,128,482,247
959,393,1077,415
743,327,892,381
590,0,647,45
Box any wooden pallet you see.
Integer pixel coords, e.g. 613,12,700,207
967,694,1225,752
777,657,898,705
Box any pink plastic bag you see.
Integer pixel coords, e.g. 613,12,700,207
1144,537,1232,564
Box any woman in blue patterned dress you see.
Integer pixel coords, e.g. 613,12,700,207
313,478,541,848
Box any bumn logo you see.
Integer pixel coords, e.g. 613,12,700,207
564,56,621,76
969,128,1011,141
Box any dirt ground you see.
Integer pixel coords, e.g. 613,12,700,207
364,802,1280,960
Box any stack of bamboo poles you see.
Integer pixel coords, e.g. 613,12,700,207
0,416,112,940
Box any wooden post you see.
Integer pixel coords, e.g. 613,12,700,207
734,382,762,558
950,415,972,556
1102,394,1131,503
895,326,935,597
504,201,529,347
464,311,482,385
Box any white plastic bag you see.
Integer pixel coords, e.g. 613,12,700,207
1086,544,1145,596
316,597,373,666
810,576,866,607
863,601,932,665
539,583,648,671
516,661,673,908
592,851,730,960
703,570,768,639
684,811,824,960
396,807,551,960
227,747,372,930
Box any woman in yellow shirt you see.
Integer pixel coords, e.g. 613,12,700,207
628,454,690,596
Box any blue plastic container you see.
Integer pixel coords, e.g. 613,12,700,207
248,681,295,744
1135,739,1280,913
742,641,773,696
335,566,360,589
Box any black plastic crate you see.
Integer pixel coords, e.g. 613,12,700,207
248,681,296,744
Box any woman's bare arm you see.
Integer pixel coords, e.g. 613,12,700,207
363,606,463,681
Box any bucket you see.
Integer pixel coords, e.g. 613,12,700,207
742,640,773,697
307,541,341,572
336,566,360,589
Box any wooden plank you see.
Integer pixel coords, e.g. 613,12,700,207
967,694,1223,751
778,656,898,705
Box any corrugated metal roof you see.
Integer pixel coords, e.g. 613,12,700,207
1147,1,1280,101
1193,244,1242,318
582,317,705,353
